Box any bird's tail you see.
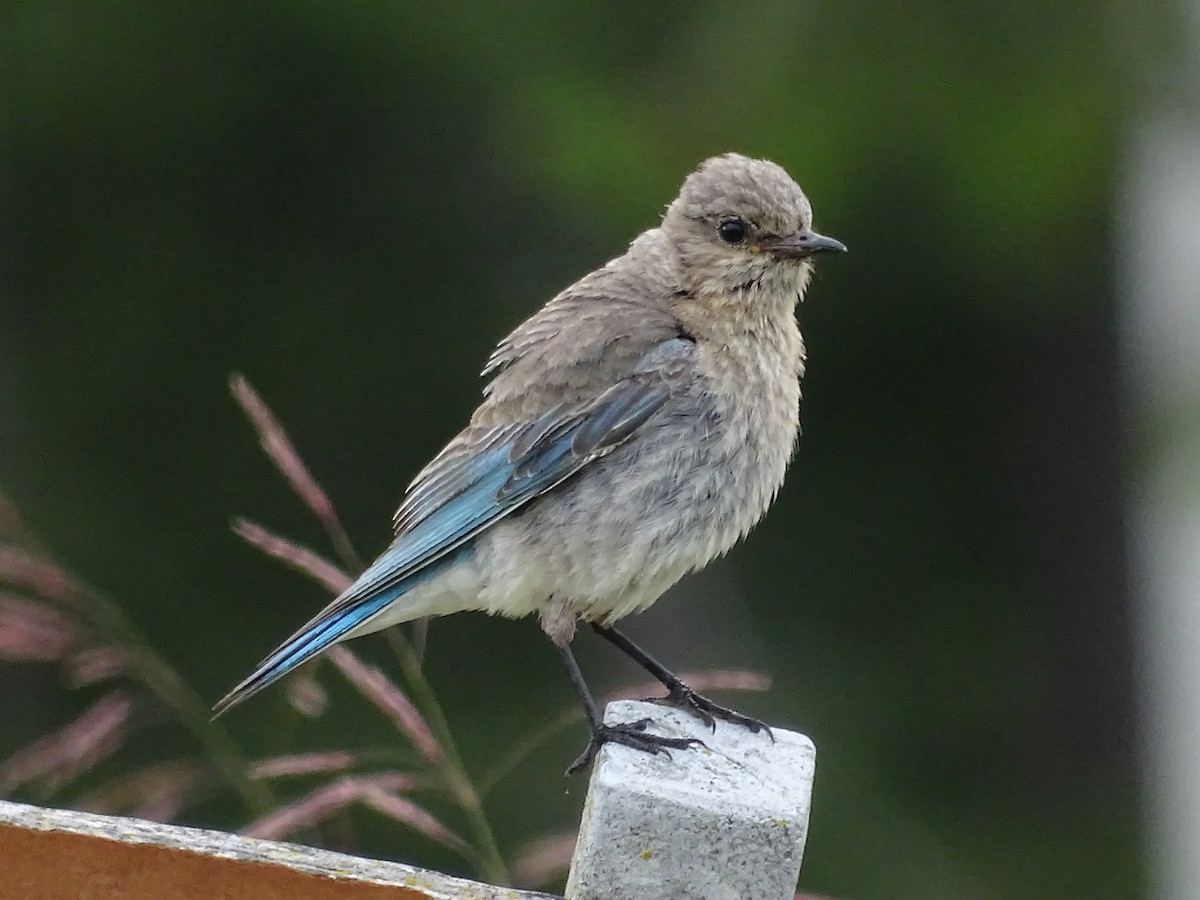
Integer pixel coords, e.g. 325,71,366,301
214,522,469,719
211,583,405,719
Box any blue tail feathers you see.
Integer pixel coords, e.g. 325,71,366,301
211,549,460,718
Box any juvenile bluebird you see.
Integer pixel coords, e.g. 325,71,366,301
214,153,845,772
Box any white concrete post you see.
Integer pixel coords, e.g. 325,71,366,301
566,700,816,900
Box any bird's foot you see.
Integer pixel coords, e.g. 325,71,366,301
651,684,774,740
567,718,704,775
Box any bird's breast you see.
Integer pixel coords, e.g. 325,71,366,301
687,323,804,557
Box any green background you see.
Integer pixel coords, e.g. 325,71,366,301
1,2,1170,896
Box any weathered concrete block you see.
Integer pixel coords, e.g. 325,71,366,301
566,700,816,900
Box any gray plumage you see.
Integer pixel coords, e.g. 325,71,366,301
215,153,845,742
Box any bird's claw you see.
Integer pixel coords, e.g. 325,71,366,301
567,717,704,775
648,684,774,740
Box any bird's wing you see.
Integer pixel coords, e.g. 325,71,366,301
336,335,694,613
213,337,695,716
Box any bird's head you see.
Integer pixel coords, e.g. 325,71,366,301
663,153,845,308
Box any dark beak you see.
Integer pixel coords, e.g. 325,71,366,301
765,228,847,259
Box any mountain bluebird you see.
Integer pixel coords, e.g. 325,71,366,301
215,153,845,771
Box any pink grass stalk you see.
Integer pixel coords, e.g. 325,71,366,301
510,831,579,889
248,751,358,780
327,646,442,762
241,772,422,841
241,778,361,839
229,374,360,568
0,691,134,793
77,761,203,823
65,646,127,688
604,669,772,705
359,783,471,855
0,545,86,606
231,518,352,594
0,593,80,662
284,671,330,718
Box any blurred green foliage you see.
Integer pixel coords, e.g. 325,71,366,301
0,1,1162,896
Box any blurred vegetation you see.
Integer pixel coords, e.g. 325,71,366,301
0,1,1169,896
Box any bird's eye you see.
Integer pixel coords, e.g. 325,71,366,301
717,218,747,245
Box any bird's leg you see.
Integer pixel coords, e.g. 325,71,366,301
590,622,773,739
555,641,702,775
